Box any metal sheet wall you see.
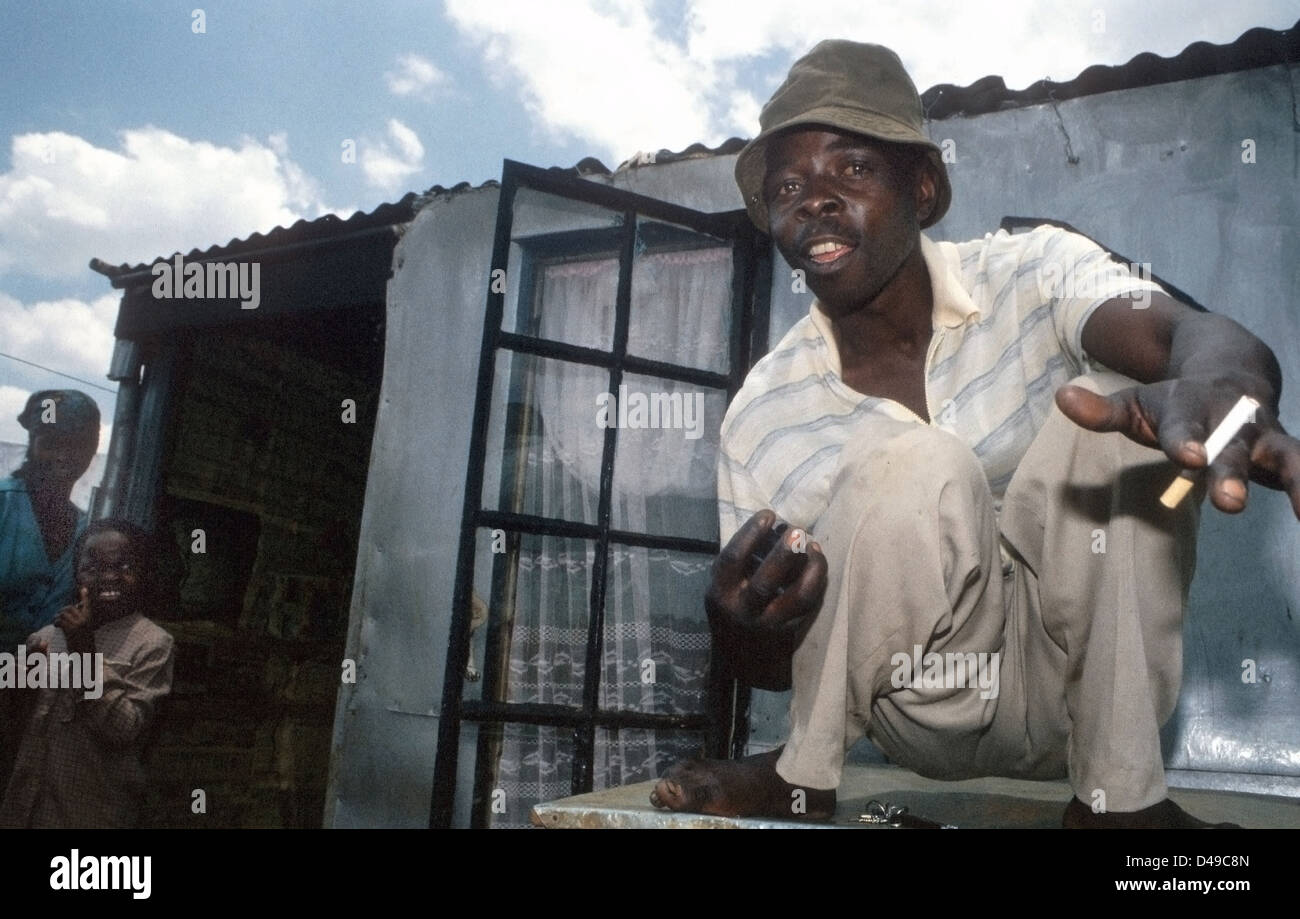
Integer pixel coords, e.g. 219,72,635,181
325,190,500,826
932,65,1299,792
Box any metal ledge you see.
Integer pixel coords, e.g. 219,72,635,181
532,763,1300,829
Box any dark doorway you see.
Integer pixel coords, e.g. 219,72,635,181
141,304,382,828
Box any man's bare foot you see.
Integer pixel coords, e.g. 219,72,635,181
649,748,836,820
1063,797,1241,829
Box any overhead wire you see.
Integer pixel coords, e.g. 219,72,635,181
0,350,117,394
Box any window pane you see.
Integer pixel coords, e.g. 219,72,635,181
609,371,727,539
450,720,481,827
593,726,707,791
481,350,609,526
465,531,594,705
504,185,626,350
487,723,576,828
600,544,713,716
628,217,733,374
461,527,508,702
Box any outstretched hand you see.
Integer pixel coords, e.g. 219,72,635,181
1055,377,1300,518
706,510,828,690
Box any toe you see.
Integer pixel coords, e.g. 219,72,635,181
650,778,684,810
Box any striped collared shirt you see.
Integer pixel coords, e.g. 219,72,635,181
718,225,1166,544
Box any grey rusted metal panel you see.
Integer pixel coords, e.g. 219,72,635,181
325,188,502,827
924,63,1300,788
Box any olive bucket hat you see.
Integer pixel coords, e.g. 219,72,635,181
735,40,951,233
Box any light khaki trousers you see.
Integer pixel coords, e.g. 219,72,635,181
776,372,1201,812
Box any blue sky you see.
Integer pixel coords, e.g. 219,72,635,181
2,0,1297,451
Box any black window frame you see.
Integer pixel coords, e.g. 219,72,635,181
429,159,771,828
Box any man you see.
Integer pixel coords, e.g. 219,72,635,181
650,40,1299,827
0,390,100,788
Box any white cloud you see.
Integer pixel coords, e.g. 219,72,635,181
446,0,722,164
360,119,426,192
446,0,1300,163
724,90,762,137
0,291,118,386
0,128,334,280
0,385,37,445
385,53,449,98
681,0,1293,94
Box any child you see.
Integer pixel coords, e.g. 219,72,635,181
0,518,174,828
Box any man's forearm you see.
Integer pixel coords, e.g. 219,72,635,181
1083,293,1283,408
1071,294,1300,512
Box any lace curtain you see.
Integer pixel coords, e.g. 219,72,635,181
490,245,731,826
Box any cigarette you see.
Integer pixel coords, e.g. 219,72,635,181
1159,395,1259,508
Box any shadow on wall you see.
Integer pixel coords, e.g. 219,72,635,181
1162,494,1300,791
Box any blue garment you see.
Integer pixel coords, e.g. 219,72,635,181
0,477,85,649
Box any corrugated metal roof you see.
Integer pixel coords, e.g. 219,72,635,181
91,18,1297,283
611,18,1299,172
89,183,494,283
921,18,1299,119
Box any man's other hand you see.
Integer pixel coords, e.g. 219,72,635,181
706,510,828,690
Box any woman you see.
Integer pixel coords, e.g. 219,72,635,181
1,389,100,648
0,389,100,789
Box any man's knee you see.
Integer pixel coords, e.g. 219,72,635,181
825,421,996,591
833,419,987,504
